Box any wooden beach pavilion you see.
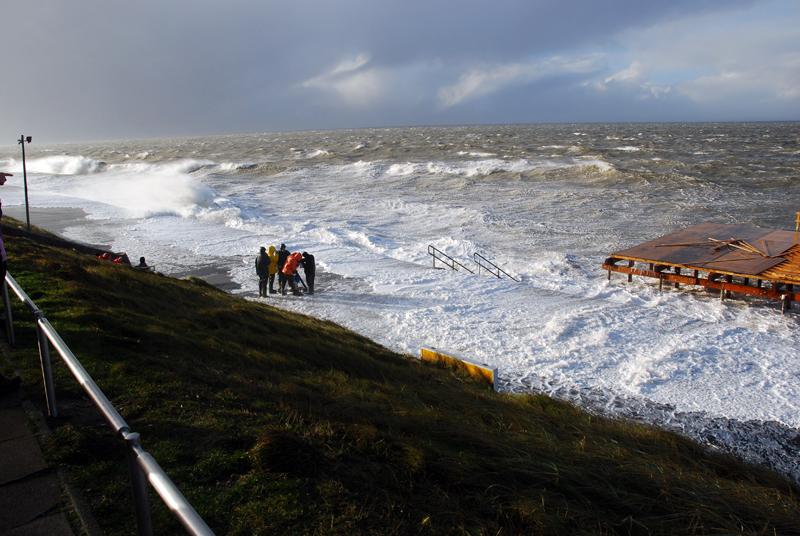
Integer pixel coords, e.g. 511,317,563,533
603,222,800,313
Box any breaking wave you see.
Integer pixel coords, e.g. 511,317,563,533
384,157,615,178
1,155,106,175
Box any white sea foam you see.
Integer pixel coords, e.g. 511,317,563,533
216,161,257,171
573,157,615,173
614,146,641,152
384,157,613,178
457,151,496,157
11,159,231,221
2,155,105,175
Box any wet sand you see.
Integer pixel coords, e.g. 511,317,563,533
3,206,106,245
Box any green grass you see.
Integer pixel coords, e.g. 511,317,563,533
3,217,800,535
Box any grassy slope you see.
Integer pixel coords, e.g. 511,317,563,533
3,220,799,535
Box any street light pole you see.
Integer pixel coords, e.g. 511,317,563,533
18,135,32,231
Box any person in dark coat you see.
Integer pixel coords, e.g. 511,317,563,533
301,251,316,295
255,246,270,297
0,172,19,394
276,243,290,294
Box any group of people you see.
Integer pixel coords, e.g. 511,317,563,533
255,243,315,297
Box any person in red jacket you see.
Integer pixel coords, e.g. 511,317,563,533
281,251,303,296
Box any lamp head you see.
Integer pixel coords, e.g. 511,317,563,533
25,136,32,143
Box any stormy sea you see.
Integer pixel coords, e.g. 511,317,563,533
1,122,799,482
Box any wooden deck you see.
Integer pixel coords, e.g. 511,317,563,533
603,223,800,312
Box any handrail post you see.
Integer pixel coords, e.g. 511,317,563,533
124,432,154,536
34,316,58,417
2,279,14,346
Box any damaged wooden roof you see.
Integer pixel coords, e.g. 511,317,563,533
610,223,800,282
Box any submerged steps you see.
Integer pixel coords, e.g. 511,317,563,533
426,244,519,281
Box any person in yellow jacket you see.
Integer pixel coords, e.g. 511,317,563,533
267,245,279,294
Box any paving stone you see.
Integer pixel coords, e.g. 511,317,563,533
0,434,47,485
0,471,62,528
6,512,74,536
0,407,30,442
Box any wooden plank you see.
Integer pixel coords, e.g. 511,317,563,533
753,230,797,256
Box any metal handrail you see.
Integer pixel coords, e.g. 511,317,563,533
427,245,475,274
473,252,520,282
3,273,214,536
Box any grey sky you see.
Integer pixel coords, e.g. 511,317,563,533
2,0,798,142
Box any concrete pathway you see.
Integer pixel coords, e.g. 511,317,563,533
0,386,75,535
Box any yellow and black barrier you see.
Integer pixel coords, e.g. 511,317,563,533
420,347,497,390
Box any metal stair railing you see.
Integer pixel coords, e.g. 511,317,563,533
427,245,475,274
2,273,215,536
473,252,520,282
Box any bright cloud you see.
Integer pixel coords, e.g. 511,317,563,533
591,61,672,99
301,53,386,106
604,61,645,85
438,55,603,107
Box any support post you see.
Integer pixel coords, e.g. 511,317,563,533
2,280,14,346
18,135,31,231
720,283,725,301
35,316,58,417
658,274,663,292
674,267,680,289
627,261,633,282
124,432,154,536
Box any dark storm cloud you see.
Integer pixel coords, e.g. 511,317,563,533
0,0,784,142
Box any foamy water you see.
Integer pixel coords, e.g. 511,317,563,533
1,123,799,479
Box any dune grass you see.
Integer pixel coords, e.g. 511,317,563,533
3,219,799,535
